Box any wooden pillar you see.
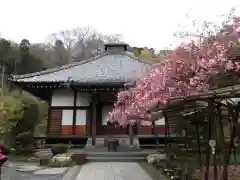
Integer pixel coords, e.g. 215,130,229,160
137,121,141,136
129,123,133,147
46,91,53,135
152,120,159,151
91,93,98,146
86,109,91,136
46,107,51,135
72,89,77,135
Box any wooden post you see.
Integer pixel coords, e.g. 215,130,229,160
223,107,239,180
163,110,169,153
91,94,98,146
195,123,202,169
137,121,141,135
72,89,77,135
152,120,159,151
205,100,214,180
129,123,133,147
46,91,52,135
86,109,91,136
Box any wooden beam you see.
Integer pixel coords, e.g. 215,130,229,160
50,106,90,109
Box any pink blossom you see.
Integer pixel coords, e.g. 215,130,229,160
236,26,240,33
108,19,240,126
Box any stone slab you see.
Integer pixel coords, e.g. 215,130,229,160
16,166,41,172
4,162,42,172
76,162,153,180
34,167,67,175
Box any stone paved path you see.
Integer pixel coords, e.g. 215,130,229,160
1,165,66,180
1,162,158,180
76,162,153,180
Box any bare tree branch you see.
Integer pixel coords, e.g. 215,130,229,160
46,26,124,62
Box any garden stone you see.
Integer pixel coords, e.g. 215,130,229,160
51,154,71,162
146,153,166,165
49,153,74,167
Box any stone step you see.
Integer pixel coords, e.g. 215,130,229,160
85,137,140,148
85,151,148,158
86,156,145,162
85,138,105,148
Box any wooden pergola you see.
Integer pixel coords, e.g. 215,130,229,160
150,85,240,180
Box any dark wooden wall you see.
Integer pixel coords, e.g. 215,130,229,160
48,109,62,136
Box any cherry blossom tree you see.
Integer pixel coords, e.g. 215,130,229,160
108,16,240,126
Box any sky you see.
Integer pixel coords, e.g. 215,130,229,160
0,0,240,50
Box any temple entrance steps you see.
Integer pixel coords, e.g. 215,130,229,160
84,151,148,162
85,137,105,148
83,137,144,162
85,137,140,149
35,147,156,163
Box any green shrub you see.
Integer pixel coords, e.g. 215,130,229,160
15,131,35,156
51,143,68,155
16,131,34,146
16,146,36,156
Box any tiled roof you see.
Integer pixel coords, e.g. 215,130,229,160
10,52,153,85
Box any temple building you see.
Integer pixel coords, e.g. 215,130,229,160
9,44,165,148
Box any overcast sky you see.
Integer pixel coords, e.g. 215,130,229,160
0,0,240,50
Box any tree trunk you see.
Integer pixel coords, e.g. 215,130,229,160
1,63,5,96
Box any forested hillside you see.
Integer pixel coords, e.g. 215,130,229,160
0,26,161,145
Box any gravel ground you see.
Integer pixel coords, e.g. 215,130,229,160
1,166,64,180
